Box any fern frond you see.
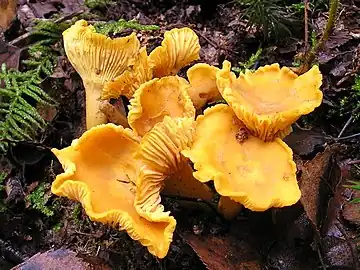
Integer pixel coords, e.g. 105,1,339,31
31,20,69,44
0,18,64,153
0,64,55,153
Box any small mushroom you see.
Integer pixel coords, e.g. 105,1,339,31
51,124,175,258
148,28,200,78
134,116,215,221
182,104,301,212
127,76,195,136
62,20,140,129
186,63,222,111
216,61,323,141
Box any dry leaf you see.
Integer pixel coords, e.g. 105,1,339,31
180,232,262,270
298,144,341,230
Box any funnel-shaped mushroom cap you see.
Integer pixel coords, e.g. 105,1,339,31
128,76,196,136
135,116,214,220
0,0,16,30
187,63,222,110
216,61,323,141
51,124,175,258
102,47,153,100
149,28,200,78
63,20,140,85
182,104,300,211
63,19,140,129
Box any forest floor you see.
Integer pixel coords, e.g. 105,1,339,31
1,0,360,269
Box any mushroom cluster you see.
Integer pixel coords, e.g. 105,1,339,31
51,20,323,258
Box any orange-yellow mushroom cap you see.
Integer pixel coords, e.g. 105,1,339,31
135,116,214,221
51,124,175,258
149,27,200,78
102,47,153,100
63,20,140,129
186,63,222,110
216,61,323,141
127,76,196,136
182,104,301,211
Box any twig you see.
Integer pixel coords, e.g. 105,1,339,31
304,0,309,51
194,29,240,55
194,30,219,50
9,11,83,46
74,230,101,238
338,116,354,138
54,10,84,23
335,132,360,141
297,0,339,74
348,160,360,165
316,244,328,270
337,107,360,138
95,246,101,257
9,32,31,46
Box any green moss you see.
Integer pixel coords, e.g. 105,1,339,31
52,221,63,232
232,47,262,74
94,19,159,36
72,202,82,224
84,0,114,9
26,183,55,217
0,172,5,191
0,173,6,213
353,75,360,93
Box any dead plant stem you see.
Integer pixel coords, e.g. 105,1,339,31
304,0,309,51
298,0,339,74
337,107,360,138
334,132,360,141
348,160,360,165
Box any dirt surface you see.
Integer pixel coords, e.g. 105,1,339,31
1,0,360,269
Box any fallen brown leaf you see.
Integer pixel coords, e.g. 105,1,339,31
27,1,58,18
342,197,360,226
17,4,36,27
0,42,22,70
298,144,342,230
284,127,327,158
56,0,84,14
180,232,262,270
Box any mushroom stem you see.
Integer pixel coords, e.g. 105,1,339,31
84,82,108,129
162,159,215,203
217,196,243,220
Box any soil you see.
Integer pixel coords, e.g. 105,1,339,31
1,0,360,269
